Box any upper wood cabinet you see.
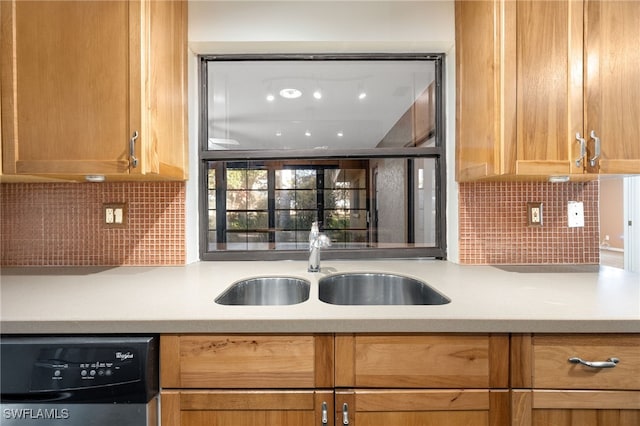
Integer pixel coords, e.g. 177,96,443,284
0,0,187,181
456,0,640,182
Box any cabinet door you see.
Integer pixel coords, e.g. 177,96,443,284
335,334,509,389
584,0,640,174
512,390,640,426
1,0,132,176
162,390,333,426
514,0,584,176
455,0,516,181
336,389,510,426
161,334,334,389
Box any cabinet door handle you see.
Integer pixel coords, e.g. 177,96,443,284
130,131,139,168
342,403,350,425
321,402,328,425
589,130,601,167
575,132,586,167
569,356,619,369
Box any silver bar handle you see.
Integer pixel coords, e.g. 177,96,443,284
130,131,139,168
575,132,586,167
321,402,328,425
342,403,349,425
589,130,601,167
569,356,619,369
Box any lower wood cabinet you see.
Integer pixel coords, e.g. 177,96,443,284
334,334,511,425
161,390,333,426
160,334,334,426
511,334,640,426
512,390,640,426
336,389,510,426
160,333,638,426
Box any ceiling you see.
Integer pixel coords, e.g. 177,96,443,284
206,59,436,151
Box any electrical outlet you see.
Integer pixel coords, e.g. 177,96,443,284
568,201,584,228
104,203,126,227
105,208,115,224
527,202,543,226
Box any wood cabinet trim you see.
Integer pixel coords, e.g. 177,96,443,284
511,333,533,389
490,390,511,426
314,334,334,388
511,390,533,426
532,390,640,410
160,390,181,426
160,334,181,388
348,389,491,411
335,334,355,387
489,334,510,388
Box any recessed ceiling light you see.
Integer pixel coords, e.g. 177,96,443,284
337,131,344,137
266,93,275,102
275,131,282,136
313,90,322,100
358,92,367,100
280,88,302,99
305,130,311,137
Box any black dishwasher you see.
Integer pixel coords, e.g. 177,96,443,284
1,335,158,426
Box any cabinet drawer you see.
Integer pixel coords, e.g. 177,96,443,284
336,334,509,388
161,334,333,389
532,334,640,390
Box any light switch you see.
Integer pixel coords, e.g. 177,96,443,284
568,201,584,228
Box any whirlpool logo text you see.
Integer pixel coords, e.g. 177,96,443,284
3,408,70,420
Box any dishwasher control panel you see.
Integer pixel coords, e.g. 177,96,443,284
31,346,141,391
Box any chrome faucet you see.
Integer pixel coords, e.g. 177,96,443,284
308,232,331,273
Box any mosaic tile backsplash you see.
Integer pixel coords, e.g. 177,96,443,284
1,182,185,266
458,181,600,265
2,180,598,266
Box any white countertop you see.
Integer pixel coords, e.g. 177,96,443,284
1,260,638,334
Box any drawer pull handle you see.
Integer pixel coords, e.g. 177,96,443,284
568,357,620,369
342,403,349,425
321,402,328,425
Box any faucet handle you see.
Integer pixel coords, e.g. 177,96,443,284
314,234,332,248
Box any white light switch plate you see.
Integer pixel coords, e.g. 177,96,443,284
568,201,584,228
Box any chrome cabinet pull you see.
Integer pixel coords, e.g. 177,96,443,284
575,133,586,167
589,130,601,167
321,402,328,425
342,403,349,425
130,131,139,168
569,356,619,369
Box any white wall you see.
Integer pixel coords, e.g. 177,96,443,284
185,1,458,263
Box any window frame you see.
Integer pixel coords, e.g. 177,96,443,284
199,53,447,261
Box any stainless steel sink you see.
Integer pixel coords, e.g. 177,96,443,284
215,277,310,305
318,273,450,305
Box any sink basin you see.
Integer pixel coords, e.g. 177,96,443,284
215,277,310,305
318,273,450,305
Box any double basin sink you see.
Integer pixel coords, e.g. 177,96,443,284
215,273,451,306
